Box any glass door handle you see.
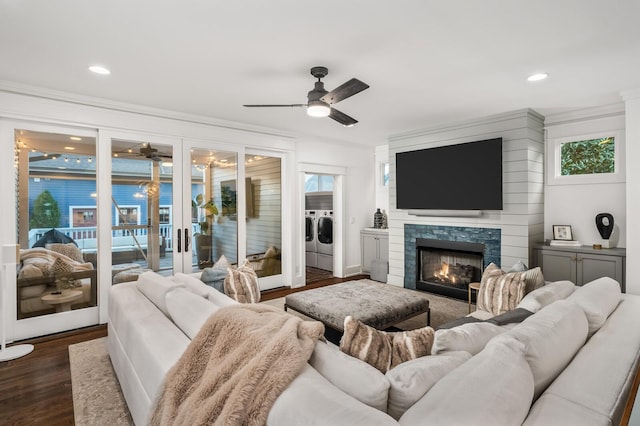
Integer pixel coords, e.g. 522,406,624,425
184,228,190,252
177,228,182,253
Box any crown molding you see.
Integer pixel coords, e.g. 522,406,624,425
621,88,640,102
0,80,296,142
544,103,625,127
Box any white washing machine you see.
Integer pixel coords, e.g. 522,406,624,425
305,210,317,268
316,210,333,271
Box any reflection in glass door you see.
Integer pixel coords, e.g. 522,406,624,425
189,148,238,272
13,127,99,338
111,139,175,278
245,153,282,289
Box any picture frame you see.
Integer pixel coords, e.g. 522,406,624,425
553,225,573,241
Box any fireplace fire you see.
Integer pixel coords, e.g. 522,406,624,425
415,238,484,300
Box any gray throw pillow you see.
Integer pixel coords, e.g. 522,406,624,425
200,268,227,293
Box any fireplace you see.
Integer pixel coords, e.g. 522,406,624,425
415,238,484,301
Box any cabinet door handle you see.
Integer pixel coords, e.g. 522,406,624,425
177,228,182,253
184,228,190,253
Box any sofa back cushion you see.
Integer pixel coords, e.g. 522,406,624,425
386,351,471,420
308,341,390,412
504,300,588,399
165,288,219,339
516,280,576,313
566,277,621,338
136,271,185,318
477,263,527,315
431,322,506,356
399,336,534,425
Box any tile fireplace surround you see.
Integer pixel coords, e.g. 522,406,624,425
404,224,501,290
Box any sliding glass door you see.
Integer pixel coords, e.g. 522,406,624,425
8,123,100,340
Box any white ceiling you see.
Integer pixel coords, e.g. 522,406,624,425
1,1,639,147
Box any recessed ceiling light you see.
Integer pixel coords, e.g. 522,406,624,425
527,73,548,82
89,65,111,75
64,146,76,151
70,136,82,141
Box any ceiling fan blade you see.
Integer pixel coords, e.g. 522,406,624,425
320,78,369,105
243,104,306,108
329,108,358,127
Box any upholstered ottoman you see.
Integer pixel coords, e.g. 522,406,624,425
284,279,430,333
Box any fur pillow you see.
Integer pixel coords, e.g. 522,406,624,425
224,260,260,303
48,243,84,263
340,316,434,373
477,263,527,315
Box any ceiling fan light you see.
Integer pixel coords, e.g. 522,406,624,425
307,101,330,118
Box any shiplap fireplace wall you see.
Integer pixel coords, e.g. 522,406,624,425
386,109,545,287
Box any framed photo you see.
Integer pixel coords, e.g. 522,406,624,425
553,225,573,241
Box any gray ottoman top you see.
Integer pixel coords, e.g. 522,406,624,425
285,279,430,331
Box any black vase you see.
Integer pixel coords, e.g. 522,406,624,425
374,208,383,229
595,213,614,240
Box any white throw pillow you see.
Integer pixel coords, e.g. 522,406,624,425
386,351,471,420
566,277,621,338
504,300,588,399
136,271,185,318
399,336,534,425
165,288,219,339
172,272,212,298
431,322,506,356
516,280,576,313
309,340,390,412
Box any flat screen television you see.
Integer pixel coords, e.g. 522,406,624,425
396,138,503,211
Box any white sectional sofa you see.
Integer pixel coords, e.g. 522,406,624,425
108,272,640,425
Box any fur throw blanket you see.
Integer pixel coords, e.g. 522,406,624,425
150,303,324,426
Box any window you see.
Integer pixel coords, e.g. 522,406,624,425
305,174,333,192
71,207,97,227
547,131,625,185
115,206,140,225
381,162,389,186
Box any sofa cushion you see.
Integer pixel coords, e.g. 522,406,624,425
52,257,75,275
309,341,389,412
526,295,640,425
108,282,191,403
523,267,545,294
268,364,399,426
136,271,185,318
224,261,260,303
523,393,613,426
47,242,84,262
516,279,576,313
172,272,211,298
386,351,471,420
399,336,534,425
340,316,434,373
165,288,219,339
566,277,621,338
477,263,527,315
504,299,588,399
201,254,232,293
431,322,506,356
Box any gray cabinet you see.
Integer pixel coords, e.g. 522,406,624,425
532,244,626,292
361,229,389,273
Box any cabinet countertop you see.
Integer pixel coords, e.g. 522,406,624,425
533,242,626,256
362,228,389,234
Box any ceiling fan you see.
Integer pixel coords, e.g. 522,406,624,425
114,143,172,162
243,66,369,127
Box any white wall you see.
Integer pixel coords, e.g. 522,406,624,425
374,144,389,215
623,89,640,294
544,105,626,247
387,109,545,286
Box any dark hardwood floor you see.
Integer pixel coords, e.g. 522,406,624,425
0,274,364,424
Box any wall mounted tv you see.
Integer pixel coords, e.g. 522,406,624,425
396,137,503,211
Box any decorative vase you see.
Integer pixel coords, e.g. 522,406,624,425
381,209,388,229
374,208,383,229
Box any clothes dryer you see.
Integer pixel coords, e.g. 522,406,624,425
305,210,317,267
316,210,333,271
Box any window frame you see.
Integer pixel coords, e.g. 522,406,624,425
546,130,625,186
